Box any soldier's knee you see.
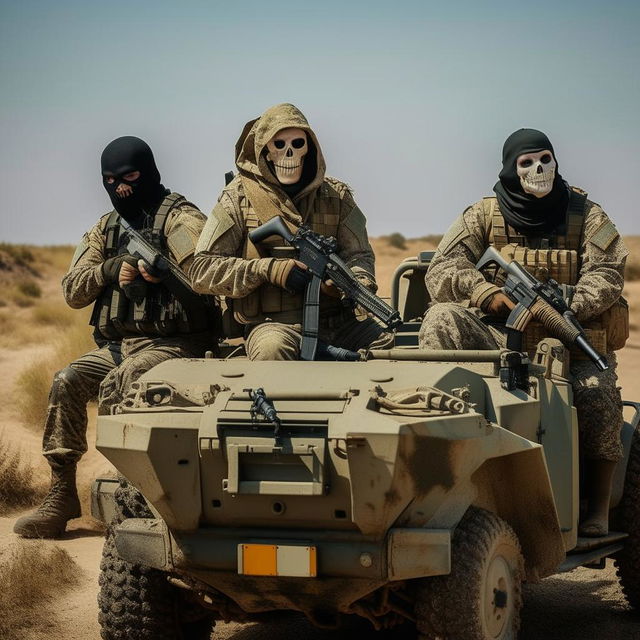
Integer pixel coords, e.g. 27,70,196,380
247,325,298,361
249,338,296,361
52,366,82,389
423,303,465,326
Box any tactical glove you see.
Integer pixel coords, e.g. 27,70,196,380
267,259,311,294
102,254,137,283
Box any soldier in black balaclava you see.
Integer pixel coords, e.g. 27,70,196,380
14,136,219,539
420,128,629,538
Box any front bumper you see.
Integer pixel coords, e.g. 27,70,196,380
115,518,451,582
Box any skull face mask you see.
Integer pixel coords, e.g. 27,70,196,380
516,150,556,198
266,128,308,185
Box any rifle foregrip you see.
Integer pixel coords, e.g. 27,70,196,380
532,300,608,371
531,299,581,344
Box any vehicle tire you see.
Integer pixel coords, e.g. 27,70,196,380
98,478,215,640
615,424,640,609
414,507,524,640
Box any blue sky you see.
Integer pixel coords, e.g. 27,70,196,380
1,0,638,243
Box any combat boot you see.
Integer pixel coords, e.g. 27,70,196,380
13,463,81,538
579,459,617,537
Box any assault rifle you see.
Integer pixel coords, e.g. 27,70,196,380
249,216,402,361
119,217,208,314
476,246,608,371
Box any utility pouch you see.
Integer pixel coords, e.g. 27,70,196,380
600,297,629,351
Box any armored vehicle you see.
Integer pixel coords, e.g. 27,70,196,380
93,252,640,640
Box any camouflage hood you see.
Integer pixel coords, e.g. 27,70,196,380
235,103,326,225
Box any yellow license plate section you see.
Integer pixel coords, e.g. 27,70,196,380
238,544,317,577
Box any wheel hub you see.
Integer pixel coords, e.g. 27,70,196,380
483,554,514,638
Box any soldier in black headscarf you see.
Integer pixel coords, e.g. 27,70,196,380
419,128,629,537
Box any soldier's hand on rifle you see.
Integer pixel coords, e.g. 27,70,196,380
138,260,163,283
321,279,341,298
267,259,310,293
118,260,139,287
484,292,516,317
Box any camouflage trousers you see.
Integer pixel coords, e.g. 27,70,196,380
419,303,624,462
245,315,393,361
42,333,212,466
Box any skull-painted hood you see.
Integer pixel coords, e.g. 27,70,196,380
493,128,569,236
234,104,326,225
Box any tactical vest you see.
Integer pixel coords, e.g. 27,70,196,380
482,188,618,356
91,193,216,340
234,181,343,325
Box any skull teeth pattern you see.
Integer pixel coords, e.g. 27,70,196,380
275,162,302,174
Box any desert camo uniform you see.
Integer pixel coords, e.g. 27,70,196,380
45,194,213,467
190,103,391,359
419,190,628,461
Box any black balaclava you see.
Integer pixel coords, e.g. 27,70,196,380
493,128,570,236
100,136,168,227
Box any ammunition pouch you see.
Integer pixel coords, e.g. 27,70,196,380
598,297,629,351
497,245,579,287
91,194,220,340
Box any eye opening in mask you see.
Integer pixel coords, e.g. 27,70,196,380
541,153,552,164
122,170,141,182
274,140,286,149
518,158,533,168
292,138,306,149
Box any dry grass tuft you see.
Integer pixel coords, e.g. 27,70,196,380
0,431,46,515
31,299,77,327
16,322,95,430
0,541,81,638
35,245,75,272
0,243,36,268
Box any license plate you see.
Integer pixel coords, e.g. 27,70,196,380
238,543,317,577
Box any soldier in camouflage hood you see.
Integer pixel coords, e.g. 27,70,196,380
14,137,218,539
190,103,390,359
419,128,629,537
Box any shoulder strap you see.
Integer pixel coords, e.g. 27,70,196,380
104,210,121,258
152,192,185,237
564,188,587,251
485,197,510,248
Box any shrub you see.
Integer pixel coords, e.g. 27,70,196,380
16,322,95,430
0,243,35,267
17,278,42,298
387,232,407,250
0,431,46,515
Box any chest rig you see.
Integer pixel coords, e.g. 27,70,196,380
235,181,343,325
92,193,208,340
482,188,611,357
483,188,587,286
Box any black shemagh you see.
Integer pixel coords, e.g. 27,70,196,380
493,128,569,236
100,136,168,227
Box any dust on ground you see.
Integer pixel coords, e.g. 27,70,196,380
0,239,639,639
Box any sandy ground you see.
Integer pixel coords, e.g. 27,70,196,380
1,240,639,639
